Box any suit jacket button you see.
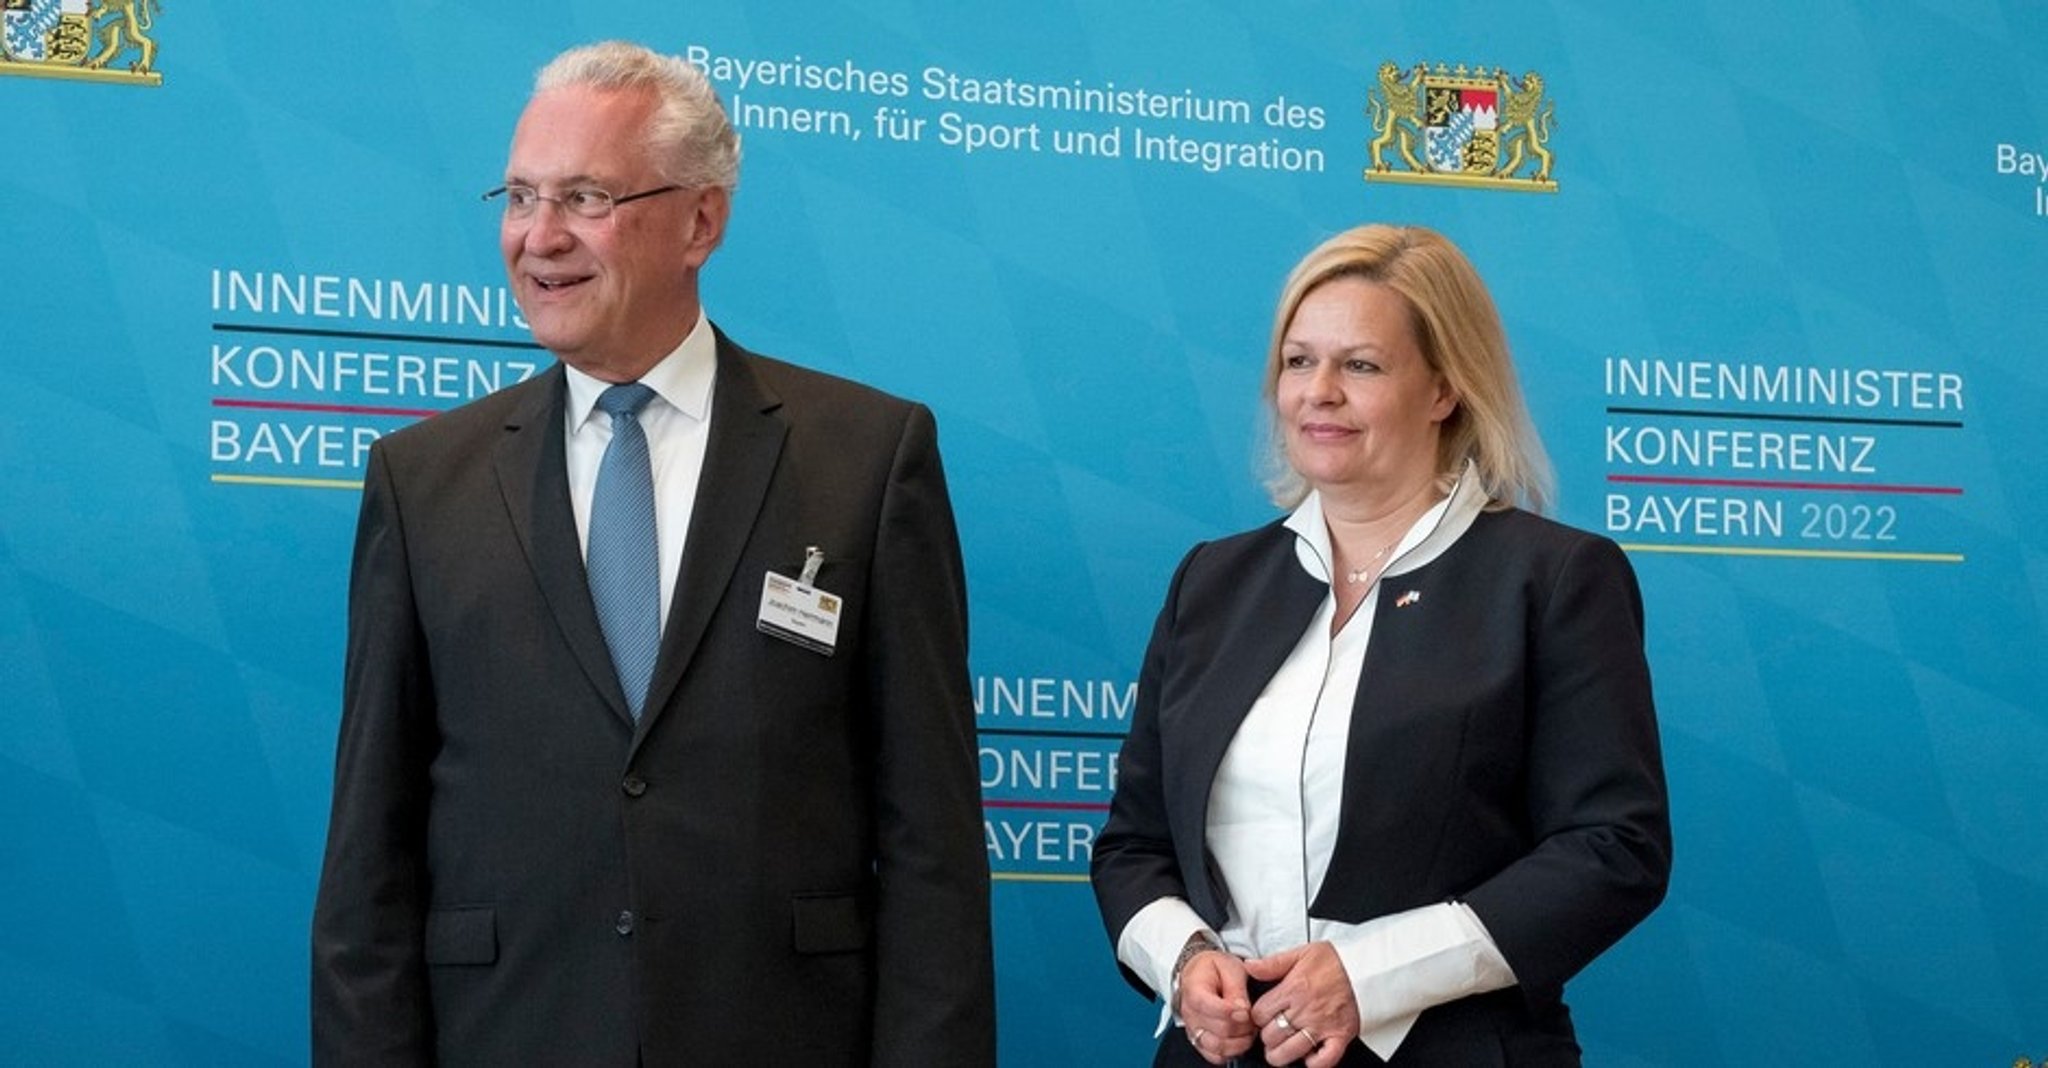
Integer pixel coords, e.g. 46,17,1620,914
615,910,635,936
621,776,648,797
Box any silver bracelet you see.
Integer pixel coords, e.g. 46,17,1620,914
1169,931,1221,1016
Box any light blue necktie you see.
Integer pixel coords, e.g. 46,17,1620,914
588,383,660,720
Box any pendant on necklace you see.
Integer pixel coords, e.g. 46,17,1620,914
1345,540,1398,586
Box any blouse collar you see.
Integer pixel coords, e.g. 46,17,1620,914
1283,460,1491,584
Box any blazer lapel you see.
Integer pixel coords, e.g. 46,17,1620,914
494,365,637,726
636,333,786,738
1170,529,1326,918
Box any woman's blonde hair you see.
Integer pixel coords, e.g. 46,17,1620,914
1260,224,1553,512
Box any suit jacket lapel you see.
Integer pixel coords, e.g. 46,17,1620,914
494,365,637,726
637,332,787,738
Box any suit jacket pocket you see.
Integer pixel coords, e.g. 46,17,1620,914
790,892,871,955
424,906,497,965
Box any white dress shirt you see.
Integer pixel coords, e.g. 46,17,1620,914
562,309,718,630
1117,465,1519,1060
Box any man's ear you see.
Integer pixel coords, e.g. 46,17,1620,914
683,185,731,269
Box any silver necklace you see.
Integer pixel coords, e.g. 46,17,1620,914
1344,540,1400,586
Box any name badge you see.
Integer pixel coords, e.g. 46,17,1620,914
756,548,840,656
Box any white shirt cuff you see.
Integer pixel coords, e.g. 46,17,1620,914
1326,901,1518,1060
1115,897,1216,1037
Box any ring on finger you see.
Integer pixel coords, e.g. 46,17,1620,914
1190,1027,1206,1049
1274,1011,1293,1033
1299,1026,1321,1046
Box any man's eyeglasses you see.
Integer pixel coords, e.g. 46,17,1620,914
484,183,685,222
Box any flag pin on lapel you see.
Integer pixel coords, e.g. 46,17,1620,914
1395,590,1422,608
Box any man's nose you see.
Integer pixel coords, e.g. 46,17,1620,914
519,200,576,254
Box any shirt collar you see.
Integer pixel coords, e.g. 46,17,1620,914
1284,460,1490,583
564,307,717,431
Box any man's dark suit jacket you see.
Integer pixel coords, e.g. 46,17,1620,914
312,330,995,1066
1092,506,1671,1065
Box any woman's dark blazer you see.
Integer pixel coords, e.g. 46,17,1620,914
1091,506,1672,1059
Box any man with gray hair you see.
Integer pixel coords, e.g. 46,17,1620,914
312,40,995,1066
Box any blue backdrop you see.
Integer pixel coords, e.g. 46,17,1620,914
4,1,2045,1064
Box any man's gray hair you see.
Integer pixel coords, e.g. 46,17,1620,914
535,41,741,191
